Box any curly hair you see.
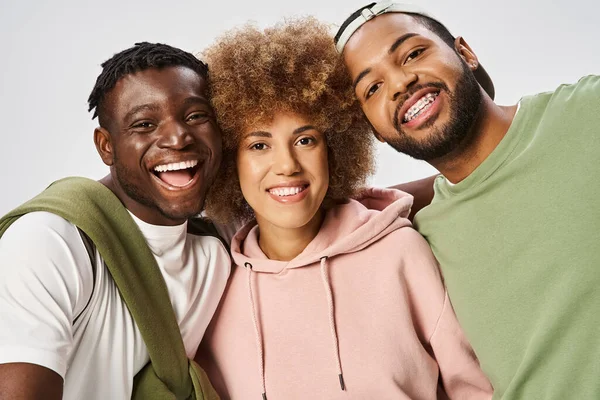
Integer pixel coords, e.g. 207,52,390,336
203,17,375,223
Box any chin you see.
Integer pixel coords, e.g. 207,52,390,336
271,213,318,230
159,203,203,222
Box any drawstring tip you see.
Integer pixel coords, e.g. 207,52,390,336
338,373,346,391
262,393,267,400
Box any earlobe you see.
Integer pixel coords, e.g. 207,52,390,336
94,127,115,166
454,36,479,72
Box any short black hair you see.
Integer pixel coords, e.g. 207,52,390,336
408,13,455,48
334,4,456,50
87,42,209,125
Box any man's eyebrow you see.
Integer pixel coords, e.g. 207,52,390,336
243,131,272,139
353,33,420,92
182,95,211,107
353,68,372,91
388,33,419,54
124,104,160,121
293,125,317,134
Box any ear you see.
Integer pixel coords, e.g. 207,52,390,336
454,36,479,72
94,127,115,166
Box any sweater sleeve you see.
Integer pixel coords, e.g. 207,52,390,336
398,228,493,399
429,291,493,399
0,211,94,378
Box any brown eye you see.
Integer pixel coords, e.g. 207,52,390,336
250,143,267,150
131,121,154,131
366,82,381,99
296,137,314,146
405,48,424,63
187,112,210,123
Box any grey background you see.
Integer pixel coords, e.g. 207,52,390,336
0,0,597,213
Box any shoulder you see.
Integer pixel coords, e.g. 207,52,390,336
2,211,82,248
378,226,438,264
377,226,444,292
526,75,600,113
213,221,242,247
553,75,600,101
0,212,94,378
375,227,448,339
365,225,443,283
0,211,94,287
185,228,232,279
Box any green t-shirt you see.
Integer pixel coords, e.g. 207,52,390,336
414,75,600,399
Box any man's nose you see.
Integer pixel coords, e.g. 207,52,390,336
387,69,417,102
156,120,194,150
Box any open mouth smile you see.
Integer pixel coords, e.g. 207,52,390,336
150,159,202,190
403,91,440,123
266,183,310,204
267,185,308,197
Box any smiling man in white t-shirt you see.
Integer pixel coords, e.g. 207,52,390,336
0,42,230,399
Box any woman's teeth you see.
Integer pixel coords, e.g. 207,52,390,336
404,92,439,123
268,186,305,197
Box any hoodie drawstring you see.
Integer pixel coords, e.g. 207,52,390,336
319,256,346,391
245,262,267,400
244,258,345,398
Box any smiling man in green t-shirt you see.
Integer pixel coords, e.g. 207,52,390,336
336,2,600,399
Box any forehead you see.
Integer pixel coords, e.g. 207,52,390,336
105,66,207,113
244,111,312,133
343,13,439,75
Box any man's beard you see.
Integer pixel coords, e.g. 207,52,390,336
112,150,203,222
386,61,483,162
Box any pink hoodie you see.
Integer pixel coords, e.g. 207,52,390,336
197,188,492,399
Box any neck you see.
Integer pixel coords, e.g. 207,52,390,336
256,209,324,261
429,96,518,184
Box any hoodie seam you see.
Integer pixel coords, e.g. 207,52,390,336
427,289,448,345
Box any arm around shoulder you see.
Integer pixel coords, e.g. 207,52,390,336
389,175,437,220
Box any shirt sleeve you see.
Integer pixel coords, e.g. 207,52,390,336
0,211,94,378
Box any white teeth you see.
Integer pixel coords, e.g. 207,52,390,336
404,92,439,122
268,186,305,197
153,160,198,173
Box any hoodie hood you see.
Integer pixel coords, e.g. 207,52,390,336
230,187,413,272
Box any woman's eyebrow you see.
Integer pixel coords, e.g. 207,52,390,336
293,125,317,134
243,131,272,139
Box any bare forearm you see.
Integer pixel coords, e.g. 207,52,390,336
0,363,63,400
390,175,437,221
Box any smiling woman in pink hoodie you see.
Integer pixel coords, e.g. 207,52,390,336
196,18,492,400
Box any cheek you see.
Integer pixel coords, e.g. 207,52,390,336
115,138,148,166
312,146,330,191
364,101,391,131
199,123,223,155
236,153,267,201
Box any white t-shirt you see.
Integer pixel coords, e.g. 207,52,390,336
0,210,231,399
